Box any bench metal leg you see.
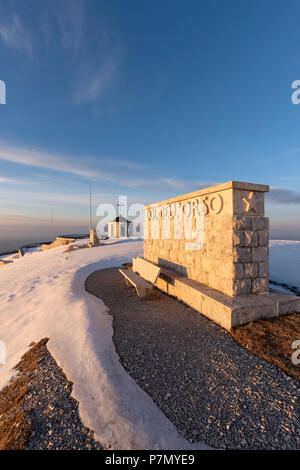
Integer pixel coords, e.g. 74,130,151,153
123,277,134,289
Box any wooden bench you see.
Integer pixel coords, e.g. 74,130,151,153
119,257,161,299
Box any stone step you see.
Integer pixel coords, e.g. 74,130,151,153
152,262,300,330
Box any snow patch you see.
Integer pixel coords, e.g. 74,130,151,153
0,238,208,450
270,240,300,290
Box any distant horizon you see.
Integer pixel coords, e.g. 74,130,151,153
1,219,299,256
1,178,300,254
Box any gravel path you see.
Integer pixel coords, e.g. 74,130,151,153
86,267,300,450
7,339,104,450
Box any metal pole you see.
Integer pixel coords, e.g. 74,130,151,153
117,203,125,237
51,209,54,241
117,203,124,218
89,181,92,232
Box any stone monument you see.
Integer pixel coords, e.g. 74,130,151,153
143,181,300,330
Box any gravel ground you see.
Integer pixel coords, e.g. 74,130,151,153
2,339,104,450
86,267,300,450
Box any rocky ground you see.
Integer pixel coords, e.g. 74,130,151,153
0,338,103,450
86,267,300,450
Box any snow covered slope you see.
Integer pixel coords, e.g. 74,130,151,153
0,239,208,450
269,240,300,291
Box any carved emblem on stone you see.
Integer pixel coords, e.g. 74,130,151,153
242,192,256,213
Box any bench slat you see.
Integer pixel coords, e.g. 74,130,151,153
119,269,153,299
132,257,161,284
119,269,151,288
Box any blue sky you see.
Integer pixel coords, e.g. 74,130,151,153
0,0,300,249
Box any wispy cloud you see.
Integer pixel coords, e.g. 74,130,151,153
126,176,215,193
43,0,85,52
72,54,120,105
0,13,32,56
269,146,300,160
68,10,123,106
278,176,300,181
0,143,98,179
0,174,36,185
0,142,152,184
0,189,115,207
161,177,214,191
0,142,209,194
41,1,123,106
0,2,121,106
267,187,300,205
0,1,84,56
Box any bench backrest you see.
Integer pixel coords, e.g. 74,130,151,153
132,257,161,284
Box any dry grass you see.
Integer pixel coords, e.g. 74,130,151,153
231,314,300,381
0,338,49,450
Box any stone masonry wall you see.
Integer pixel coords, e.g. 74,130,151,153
144,181,269,297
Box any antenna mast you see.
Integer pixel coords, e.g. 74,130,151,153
89,181,92,232
51,209,54,241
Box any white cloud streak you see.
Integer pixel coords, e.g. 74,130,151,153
0,189,117,207
0,142,108,180
0,142,208,193
267,187,300,205
0,13,32,56
0,2,121,106
0,174,37,185
46,0,85,52
269,146,300,161
72,50,121,105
